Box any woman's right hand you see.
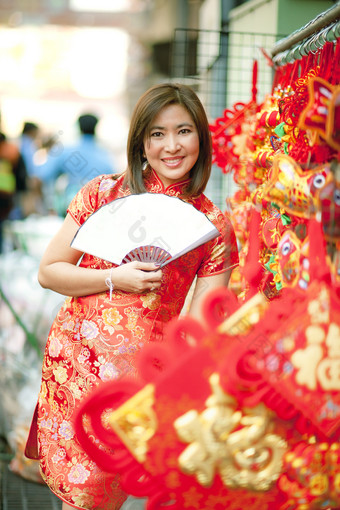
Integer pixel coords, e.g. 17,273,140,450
111,261,163,294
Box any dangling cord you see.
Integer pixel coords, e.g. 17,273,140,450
105,267,114,301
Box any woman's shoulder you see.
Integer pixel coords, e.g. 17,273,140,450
96,173,125,195
68,173,127,224
190,193,237,239
191,193,225,221
81,173,127,201
87,172,124,190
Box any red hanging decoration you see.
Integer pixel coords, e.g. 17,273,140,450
209,60,260,173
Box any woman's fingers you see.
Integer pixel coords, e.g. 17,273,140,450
149,279,161,291
136,262,163,291
133,261,162,272
112,261,163,293
132,262,163,289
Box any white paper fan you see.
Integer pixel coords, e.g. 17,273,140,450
71,193,220,267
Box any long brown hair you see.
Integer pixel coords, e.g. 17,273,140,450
124,83,212,197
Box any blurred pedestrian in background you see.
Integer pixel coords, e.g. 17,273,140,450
36,112,116,216
0,131,27,252
18,121,46,217
19,122,40,178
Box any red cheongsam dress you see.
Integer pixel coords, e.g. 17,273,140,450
36,169,239,509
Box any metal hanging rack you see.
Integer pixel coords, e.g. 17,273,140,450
270,3,340,66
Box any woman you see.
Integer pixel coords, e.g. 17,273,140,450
32,83,239,509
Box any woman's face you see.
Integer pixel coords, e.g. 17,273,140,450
143,103,200,188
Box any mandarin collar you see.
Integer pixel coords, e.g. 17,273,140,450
145,168,191,195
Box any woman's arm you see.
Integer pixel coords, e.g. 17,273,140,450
38,213,163,297
188,270,232,323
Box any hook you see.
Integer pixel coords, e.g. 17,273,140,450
271,19,340,66
307,33,320,54
299,38,311,57
291,45,303,61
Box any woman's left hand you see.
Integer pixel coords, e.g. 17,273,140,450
110,261,163,294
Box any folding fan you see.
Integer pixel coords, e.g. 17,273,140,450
71,193,220,266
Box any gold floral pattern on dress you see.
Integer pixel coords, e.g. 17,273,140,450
69,382,83,400
131,325,144,340
48,335,63,358
80,320,99,340
125,306,139,327
94,356,120,382
67,461,90,484
39,381,47,402
125,307,145,341
73,493,95,508
141,292,161,310
102,307,123,333
53,365,68,384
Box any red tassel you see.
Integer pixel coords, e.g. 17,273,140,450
318,41,335,82
331,38,340,85
242,207,264,299
299,54,309,77
252,59,258,103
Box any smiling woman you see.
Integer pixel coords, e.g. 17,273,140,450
27,82,239,510
143,103,200,187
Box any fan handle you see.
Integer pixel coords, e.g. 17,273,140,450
122,246,172,266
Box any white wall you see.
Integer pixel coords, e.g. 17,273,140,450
199,0,221,31
228,0,278,34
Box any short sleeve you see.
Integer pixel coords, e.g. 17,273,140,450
67,175,108,226
197,211,239,278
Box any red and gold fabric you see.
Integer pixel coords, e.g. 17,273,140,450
35,169,239,509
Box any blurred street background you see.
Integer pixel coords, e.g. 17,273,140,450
0,0,337,508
